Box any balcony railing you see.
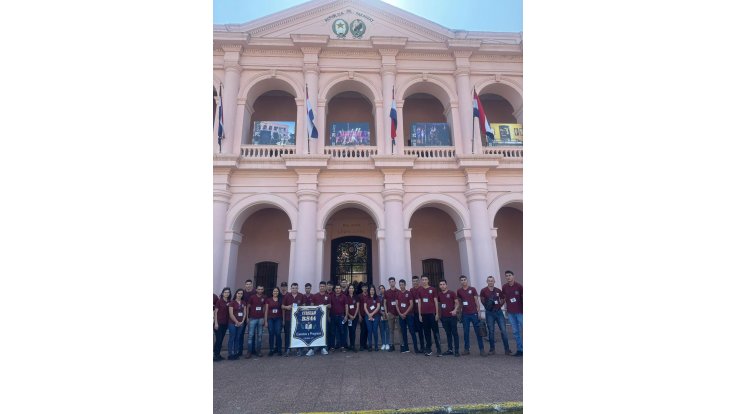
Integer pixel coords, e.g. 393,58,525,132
482,146,523,158
404,146,456,158
324,146,378,158
241,145,296,158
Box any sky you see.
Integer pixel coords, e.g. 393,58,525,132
214,0,522,32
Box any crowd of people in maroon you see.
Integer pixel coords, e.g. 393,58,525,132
213,271,523,361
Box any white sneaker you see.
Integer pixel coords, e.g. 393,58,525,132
381,344,386,350
321,348,329,355
306,349,315,357
383,344,388,350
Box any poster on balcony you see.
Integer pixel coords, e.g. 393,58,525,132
487,123,523,145
329,122,371,146
252,121,296,145
410,122,452,146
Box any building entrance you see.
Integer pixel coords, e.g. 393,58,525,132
330,236,372,287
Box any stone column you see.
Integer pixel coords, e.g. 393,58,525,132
288,229,297,282
294,98,306,154
316,98,326,155
222,45,243,155
213,171,232,291
381,169,407,279
465,168,494,288
513,106,523,125
455,228,473,278
221,231,242,289
234,100,253,153
446,103,464,154
380,50,398,155
395,100,405,154
489,227,501,278
453,51,473,154
376,229,387,284
293,169,320,287
404,229,412,277
302,48,321,154
374,100,384,153
316,229,326,280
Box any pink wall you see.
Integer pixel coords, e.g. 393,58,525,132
402,94,448,145
481,94,517,124
494,207,523,284
236,208,292,289
326,95,376,145
248,94,297,143
408,207,463,290
323,208,378,282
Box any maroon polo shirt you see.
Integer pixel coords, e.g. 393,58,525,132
456,286,479,315
330,293,347,316
345,295,359,318
438,290,457,318
243,289,255,303
282,293,304,321
410,287,422,314
417,286,438,314
228,300,245,323
248,294,267,319
215,298,229,325
480,286,504,312
396,289,413,315
384,288,400,315
363,295,379,318
302,293,313,306
265,297,281,320
358,292,370,316
502,282,523,314
312,292,331,306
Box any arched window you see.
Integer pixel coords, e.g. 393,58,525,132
254,261,278,292
421,258,444,287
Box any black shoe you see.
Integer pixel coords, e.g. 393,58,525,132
226,355,234,360
353,347,358,353
277,351,283,356
389,345,395,352
401,347,410,353
442,350,453,356
214,354,223,361
375,347,379,352
368,347,372,352
268,351,274,357
514,351,523,357
454,352,460,357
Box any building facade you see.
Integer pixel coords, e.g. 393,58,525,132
213,0,522,293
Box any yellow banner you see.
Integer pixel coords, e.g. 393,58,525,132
489,123,523,144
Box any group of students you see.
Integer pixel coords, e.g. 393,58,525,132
213,271,523,361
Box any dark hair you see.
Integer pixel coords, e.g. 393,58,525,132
305,283,312,288
291,283,298,287
421,275,429,280
319,281,327,286
505,270,514,276
280,282,288,287
412,275,419,280
388,277,395,281
399,279,406,284
341,279,347,283
256,285,264,290
234,288,245,299
326,281,333,286
378,284,385,292
220,287,231,300
272,287,280,296
439,279,447,284
369,284,378,299
245,279,253,284
459,275,467,280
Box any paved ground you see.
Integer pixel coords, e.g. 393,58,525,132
214,323,522,414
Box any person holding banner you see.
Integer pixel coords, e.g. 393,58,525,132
306,281,331,356
227,289,246,360
345,284,359,352
363,285,381,352
281,283,304,357
331,284,348,352
265,287,283,356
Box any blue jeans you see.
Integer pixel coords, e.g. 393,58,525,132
508,312,523,352
462,313,484,351
268,318,282,353
379,319,389,346
227,323,244,357
331,315,347,348
399,314,420,351
366,316,379,349
248,318,264,353
486,309,510,352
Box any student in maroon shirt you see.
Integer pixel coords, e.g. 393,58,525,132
417,276,442,356
307,281,332,356
457,275,486,356
345,284,360,352
303,283,313,306
396,279,419,353
358,283,370,351
264,287,283,356
502,270,523,356
227,289,246,360
238,279,255,357
213,287,231,361
363,285,381,352
409,276,425,353
281,283,304,357
438,280,460,357
330,284,348,352
383,277,400,352
326,281,335,350
245,285,267,358
480,276,511,356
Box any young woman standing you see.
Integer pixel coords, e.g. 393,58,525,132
345,284,359,352
227,289,246,360
213,287,231,361
264,287,282,356
363,285,381,352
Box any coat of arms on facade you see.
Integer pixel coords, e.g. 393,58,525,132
332,18,348,38
350,19,366,38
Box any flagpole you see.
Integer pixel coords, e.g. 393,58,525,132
218,83,223,154
306,85,310,155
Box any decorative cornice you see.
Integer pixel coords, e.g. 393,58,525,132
453,68,470,77
448,40,481,51
300,46,323,55
396,52,452,59
243,49,302,56
303,63,320,74
464,188,489,202
291,34,329,47
221,44,244,53
382,188,405,202
319,50,379,57
470,54,523,62
372,38,407,49
296,189,320,202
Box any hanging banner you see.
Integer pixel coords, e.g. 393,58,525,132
488,123,523,145
289,305,327,348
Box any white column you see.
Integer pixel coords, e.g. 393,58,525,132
374,101,384,153
293,169,320,287
221,231,242,289
377,229,386,283
455,228,473,278
404,228,412,277
222,45,242,155
380,58,397,155
453,50,473,154
316,99,326,155
490,227,501,278
465,170,494,289
294,98,306,155
316,229,326,280
381,168,406,279
446,103,464,154
234,100,253,153
213,187,231,292
513,106,523,124
395,100,405,154
288,230,297,282
302,49,321,154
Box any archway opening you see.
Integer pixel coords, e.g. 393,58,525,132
324,208,378,286
326,91,375,147
236,208,291,289
493,206,523,285
248,90,297,145
409,207,463,290
403,93,452,147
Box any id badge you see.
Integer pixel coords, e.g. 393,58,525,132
441,304,446,309
401,303,407,308
349,305,354,309
510,298,517,303
272,309,278,313
391,301,397,305
423,298,429,303
370,305,375,310
462,301,469,306
494,300,499,305
237,312,243,317
255,306,262,311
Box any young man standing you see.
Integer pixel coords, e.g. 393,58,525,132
307,281,331,356
340,278,349,294
358,283,370,351
396,279,418,353
239,280,255,357
417,275,442,356
330,284,348,352
303,283,314,306
245,285,266,358
480,276,512,356
281,283,304,357
409,276,425,354
383,277,399,352
502,270,523,356
457,275,486,356
325,281,335,350
438,279,460,357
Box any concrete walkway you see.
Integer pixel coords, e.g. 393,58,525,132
214,324,522,413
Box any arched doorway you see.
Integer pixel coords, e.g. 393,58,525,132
331,236,372,286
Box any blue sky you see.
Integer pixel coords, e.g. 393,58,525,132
214,0,522,32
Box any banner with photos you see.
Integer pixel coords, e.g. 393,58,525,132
488,123,523,145
252,121,296,145
330,122,371,146
410,122,452,146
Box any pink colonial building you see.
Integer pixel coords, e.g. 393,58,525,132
213,0,522,293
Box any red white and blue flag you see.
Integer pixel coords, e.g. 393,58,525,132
473,89,494,143
217,84,225,147
305,85,318,139
389,86,398,145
